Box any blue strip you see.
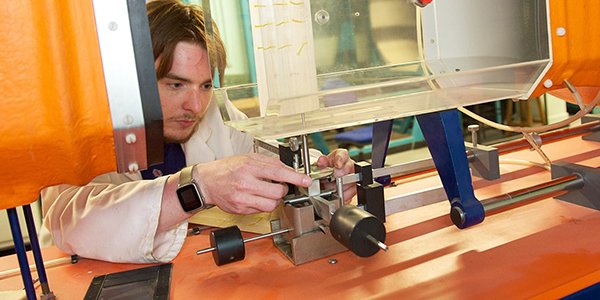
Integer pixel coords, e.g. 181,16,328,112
563,282,600,300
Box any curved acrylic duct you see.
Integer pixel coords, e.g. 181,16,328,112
209,0,552,139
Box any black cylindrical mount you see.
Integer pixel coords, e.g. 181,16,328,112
210,226,245,266
329,205,386,257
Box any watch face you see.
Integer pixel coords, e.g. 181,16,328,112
176,184,203,212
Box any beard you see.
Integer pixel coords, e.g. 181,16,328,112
163,117,201,144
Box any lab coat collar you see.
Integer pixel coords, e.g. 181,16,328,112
182,101,220,165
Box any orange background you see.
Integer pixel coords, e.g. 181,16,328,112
0,1,116,208
532,0,600,103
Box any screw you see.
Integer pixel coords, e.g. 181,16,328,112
289,137,300,152
108,21,118,31
128,162,139,172
468,124,479,148
328,258,337,264
314,9,330,25
125,133,137,144
123,114,134,125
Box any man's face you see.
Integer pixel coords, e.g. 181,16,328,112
156,41,213,143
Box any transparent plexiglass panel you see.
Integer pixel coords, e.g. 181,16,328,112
205,0,549,139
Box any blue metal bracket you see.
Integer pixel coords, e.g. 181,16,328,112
416,109,485,228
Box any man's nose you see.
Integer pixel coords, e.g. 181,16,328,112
182,89,202,113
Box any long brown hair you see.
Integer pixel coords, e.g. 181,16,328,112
146,0,227,83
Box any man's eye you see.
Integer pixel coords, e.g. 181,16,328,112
168,82,183,89
202,83,213,90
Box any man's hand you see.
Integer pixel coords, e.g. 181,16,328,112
316,149,356,203
194,153,312,214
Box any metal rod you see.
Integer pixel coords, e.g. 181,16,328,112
365,234,388,252
0,255,78,280
301,134,311,176
284,189,334,205
481,174,584,213
196,228,293,255
23,204,52,296
342,157,435,185
495,120,600,154
336,177,345,206
244,228,293,243
194,247,215,255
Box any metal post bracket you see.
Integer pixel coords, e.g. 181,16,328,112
551,162,600,209
465,142,500,180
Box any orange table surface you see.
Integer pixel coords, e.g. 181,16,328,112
2,135,600,299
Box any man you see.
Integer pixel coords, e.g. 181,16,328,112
41,0,355,263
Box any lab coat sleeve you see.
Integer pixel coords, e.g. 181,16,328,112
229,124,254,155
41,174,187,263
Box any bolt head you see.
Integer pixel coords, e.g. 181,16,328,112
128,162,139,172
467,124,480,132
125,133,137,144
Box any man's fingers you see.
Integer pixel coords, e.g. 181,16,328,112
329,149,350,169
251,159,312,187
236,178,289,200
316,156,329,168
333,150,347,169
342,185,357,204
246,194,282,212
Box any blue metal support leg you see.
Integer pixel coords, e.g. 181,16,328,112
7,207,36,300
23,204,53,298
416,109,485,228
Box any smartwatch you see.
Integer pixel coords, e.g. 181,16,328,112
176,165,211,212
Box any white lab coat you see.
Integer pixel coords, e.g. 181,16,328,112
41,99,254,263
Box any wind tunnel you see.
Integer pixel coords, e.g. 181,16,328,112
206,0,600,140
199,0,600,258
